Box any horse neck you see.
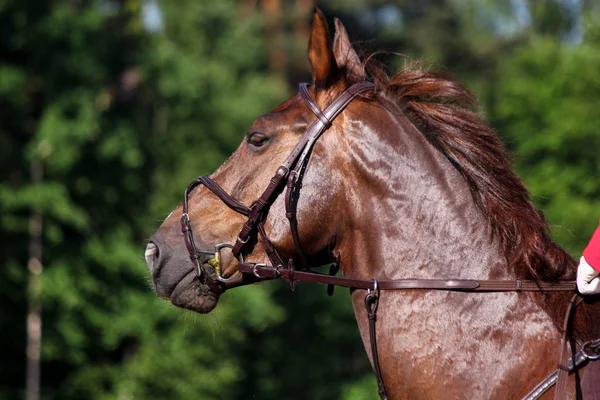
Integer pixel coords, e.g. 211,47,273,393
334,106,509,282
330,106,565,397
329,102,600,343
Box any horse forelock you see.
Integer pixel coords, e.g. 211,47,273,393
350,58,600,341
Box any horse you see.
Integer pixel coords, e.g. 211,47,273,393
144,10,600,399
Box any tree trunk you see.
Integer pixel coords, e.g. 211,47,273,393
294,0,312,40
262,0,285,73
240,0,257,18
26,161,43,400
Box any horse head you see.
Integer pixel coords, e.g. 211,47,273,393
145,10,372,313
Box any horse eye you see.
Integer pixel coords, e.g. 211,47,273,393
247,132,269,147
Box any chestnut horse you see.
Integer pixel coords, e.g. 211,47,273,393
145,10,600,399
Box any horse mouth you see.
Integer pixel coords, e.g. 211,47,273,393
169,270,220,314
145,240,231,313
153,260,222,314
164,267,221,313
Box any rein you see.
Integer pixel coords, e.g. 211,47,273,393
179,81,600,400
238,263,577,292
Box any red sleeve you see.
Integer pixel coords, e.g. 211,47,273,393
583,224,600,273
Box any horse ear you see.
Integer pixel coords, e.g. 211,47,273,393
333,18,364,81
308,9,339,87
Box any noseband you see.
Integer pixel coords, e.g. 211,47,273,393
180,82,598,400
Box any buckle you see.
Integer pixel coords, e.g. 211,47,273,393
237,233,251,244
276,165,289,179
582,340,600,361
252,263,267,279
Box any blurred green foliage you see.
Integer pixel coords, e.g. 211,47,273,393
0,0,598,399
492,35,600,253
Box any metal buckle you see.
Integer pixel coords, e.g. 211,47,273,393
276,165,289,178
582,340,600,361
364,279,380,318
252,263,267,279
237,233,250,244
213,243,244,283
368,279,379,296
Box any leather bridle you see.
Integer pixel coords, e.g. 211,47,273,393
179,82,599,400
180,81,374,286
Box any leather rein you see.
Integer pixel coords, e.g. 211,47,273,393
179,81,599,400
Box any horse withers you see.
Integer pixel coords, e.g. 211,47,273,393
145,10,600,399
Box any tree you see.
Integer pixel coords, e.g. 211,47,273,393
0,1,290,398
492,31,600,254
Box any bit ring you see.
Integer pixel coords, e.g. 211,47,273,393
213,243,244,283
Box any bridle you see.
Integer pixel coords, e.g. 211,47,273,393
179,82,600,400
180,81,375,287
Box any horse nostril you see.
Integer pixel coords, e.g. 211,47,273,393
145,242,159,272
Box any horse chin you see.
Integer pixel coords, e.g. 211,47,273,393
164,269,221,314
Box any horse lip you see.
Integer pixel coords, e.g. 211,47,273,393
170,270,220,314
156,266,193,301
165,268,194,300
158,262,224,300
201,263,226,295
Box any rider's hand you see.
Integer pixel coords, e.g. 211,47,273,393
577,256,600,295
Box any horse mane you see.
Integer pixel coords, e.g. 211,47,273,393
353,58,599,341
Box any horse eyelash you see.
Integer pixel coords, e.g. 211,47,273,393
247,132,269,147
